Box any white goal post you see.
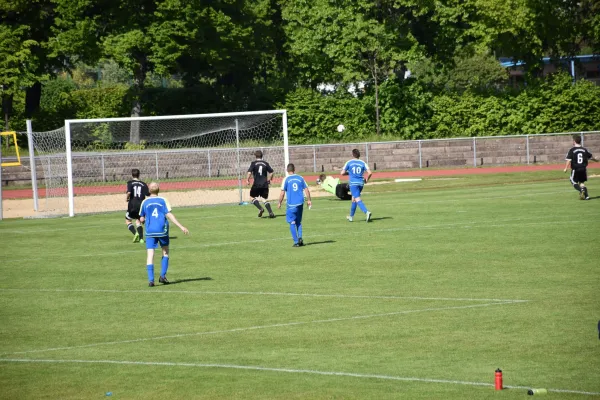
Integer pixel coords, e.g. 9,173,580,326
30,110,289,217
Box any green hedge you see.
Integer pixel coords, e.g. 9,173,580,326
16,72,600,143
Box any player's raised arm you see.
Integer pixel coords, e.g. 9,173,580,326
246,171,252,185
166,212,189,235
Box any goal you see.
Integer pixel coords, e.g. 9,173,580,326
29,110,289,217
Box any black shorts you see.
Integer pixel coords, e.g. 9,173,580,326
126,202,142,220
570,169,587,184
250,187,269,199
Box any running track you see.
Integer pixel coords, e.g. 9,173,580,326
2,164,565,200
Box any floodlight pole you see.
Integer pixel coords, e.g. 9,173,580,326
26,120,39,211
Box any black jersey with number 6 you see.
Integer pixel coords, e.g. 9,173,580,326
248,160,274,188
566,146,593,170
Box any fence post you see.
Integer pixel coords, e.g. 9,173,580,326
473,138,477,167
526,135,530,165
418,140,422,168
101,154,106,182
155,151,159,180
207,149,211,178
580,132,584,146
313,145,317,172
365,143,369,164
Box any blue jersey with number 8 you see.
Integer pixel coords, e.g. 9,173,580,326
140,197,172,237
281,174,307,207
343,159,369,186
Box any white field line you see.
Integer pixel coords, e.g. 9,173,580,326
0,217,573,263
0,301,521,357
0,188,569,235
1,358,598,396
0,288,529,303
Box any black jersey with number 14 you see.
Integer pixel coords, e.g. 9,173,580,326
566,146,593,170
127,180,150,207
248,160,273,188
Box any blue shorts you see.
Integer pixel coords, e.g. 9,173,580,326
145,236,169,249
286,205,304,224
350,185,364,198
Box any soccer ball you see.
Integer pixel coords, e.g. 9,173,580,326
337,124,345,133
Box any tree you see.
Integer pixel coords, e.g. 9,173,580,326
0,25,40,131
281,0,421,135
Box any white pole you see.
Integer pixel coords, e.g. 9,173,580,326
65,121,75,217
26,120,39,211
418,140,422,168
236,119,242,204
282,110,289,167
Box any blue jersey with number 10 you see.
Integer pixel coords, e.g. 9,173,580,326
281,174,307,207
343,159,369,186
140,196,172,237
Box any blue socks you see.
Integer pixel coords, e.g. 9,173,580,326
290,223,299,243
350,202,357,217
297,223,303,240
161,256,169,277
147,264,154,282
357,200,368,213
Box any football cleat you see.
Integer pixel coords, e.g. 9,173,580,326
139,238,145,243
258,209,264,218
346,215,353,222
148,281,155,287
292,243,300,247
159,276,170,284
133,233,140,243
366,211,372,222
269,213,276,218
298,238,304,247
579,191,585,200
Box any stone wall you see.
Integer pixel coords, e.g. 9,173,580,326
2,132,599,186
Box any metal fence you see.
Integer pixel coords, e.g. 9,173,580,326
4,131,600,185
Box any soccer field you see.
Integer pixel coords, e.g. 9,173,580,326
1,170,599,399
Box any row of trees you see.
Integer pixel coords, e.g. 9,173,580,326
2,0,600,141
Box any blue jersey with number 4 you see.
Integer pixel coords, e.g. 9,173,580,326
343,159,369,186
140,196,172,237
281,174,307,207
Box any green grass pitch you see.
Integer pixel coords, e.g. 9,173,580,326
1,170,599,399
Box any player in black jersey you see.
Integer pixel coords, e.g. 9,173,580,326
564,135,598,200
126,169,150,242
246,150,275,218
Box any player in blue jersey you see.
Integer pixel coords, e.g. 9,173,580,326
139,182,189,287
341,149,373,222
278,163,312,247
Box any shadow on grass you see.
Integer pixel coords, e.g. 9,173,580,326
368,216,392,222
304,240,336,246
168,277,213,285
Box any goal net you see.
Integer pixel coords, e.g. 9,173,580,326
29,110,289,217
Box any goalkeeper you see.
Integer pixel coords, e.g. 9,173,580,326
317,174,352,200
